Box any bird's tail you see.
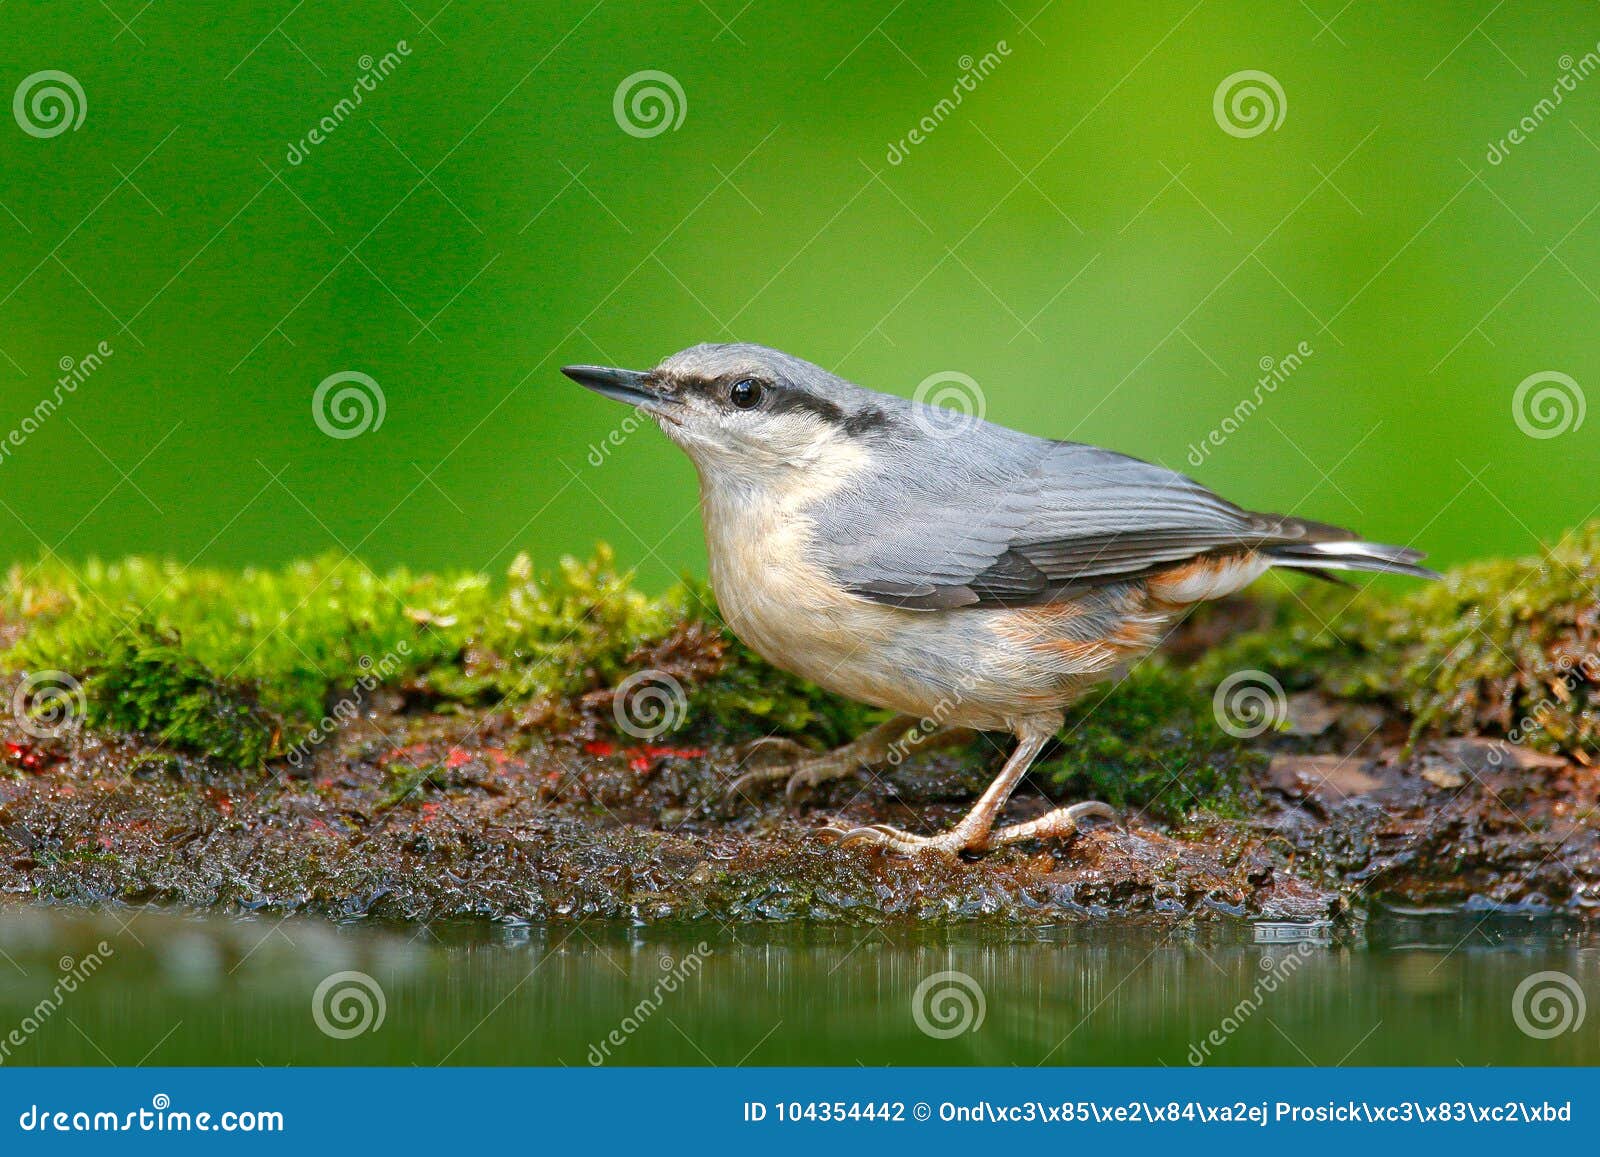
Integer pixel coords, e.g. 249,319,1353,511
1246,513,1438,580
1264,536,1439,580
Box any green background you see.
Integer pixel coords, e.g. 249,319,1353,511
2,0,1597,588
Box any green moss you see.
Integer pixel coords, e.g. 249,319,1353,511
5,522,1596,773
1036,661,1264,823
68,623,279,767
2,549,672,765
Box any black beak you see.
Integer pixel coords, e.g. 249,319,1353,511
561,364,668,409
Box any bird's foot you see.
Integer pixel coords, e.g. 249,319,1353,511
723,742,866,804
820,800,1116,858
724,714,935,805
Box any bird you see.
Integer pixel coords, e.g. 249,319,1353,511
562,344,1436,857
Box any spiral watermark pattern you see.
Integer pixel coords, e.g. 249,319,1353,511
312,370,386,440
613,70,687,138
911,970,986,1039
1212,669,1287,739
911,371,986,439
1512,371,1585,440
1213,70,1286,138
13,70,86,138
1512,970,1587,1039
10,669,85,739
611,669,688,740
311,970,387,1039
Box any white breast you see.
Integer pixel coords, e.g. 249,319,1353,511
698,452,884,687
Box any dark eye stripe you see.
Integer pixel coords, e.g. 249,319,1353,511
681,374,894,434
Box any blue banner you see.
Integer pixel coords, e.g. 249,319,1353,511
0,1068,1591,1152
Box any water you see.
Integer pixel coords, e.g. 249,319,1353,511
0,908,1595,1066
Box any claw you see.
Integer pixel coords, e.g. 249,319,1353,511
723,737,819,800
784,765,838,804
734,736,813,764
1064,800,1117,826
723,764,786,800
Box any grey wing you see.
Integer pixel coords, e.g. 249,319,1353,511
810,432,1340,610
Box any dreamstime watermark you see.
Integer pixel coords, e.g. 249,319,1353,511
886,671,981,766
1212,669,1287,739
911,370,986,439
312,370,386,439
9,670,85,740
0,941,114,1064
886,41,1012,166
1511,370,1585,440
13,70,85,138
1213,70,1286,138
283,643,411,769
912,970,986,1039
1486,47,1600,165
1187,341,1312,467
613,70,686,138
1511,970,1587,1039
586,943,711,1064
285,42,411,165
311,970,386,1039
611,669,688,740
586,405,650,467
1491,651,1598,764
1187,940,1316,1064
0,340,113,469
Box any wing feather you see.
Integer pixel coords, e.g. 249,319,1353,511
807,419,1364,610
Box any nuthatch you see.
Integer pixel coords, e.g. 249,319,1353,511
563,344,1434,857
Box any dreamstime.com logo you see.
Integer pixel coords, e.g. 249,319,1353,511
312,371,386,439
13,70,86,138
911,371,986,440
1213,70,1286,138
1212,669,1287,739
613,70,686,138
611,669,688,740
311,970,386,1039
912,970,986,1039
1511,371,1585,440
10,670,85,740
1512,971,1587,1040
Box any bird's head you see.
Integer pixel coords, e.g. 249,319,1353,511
563,343,896,482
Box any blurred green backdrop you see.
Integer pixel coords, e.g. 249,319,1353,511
2,0,1597,588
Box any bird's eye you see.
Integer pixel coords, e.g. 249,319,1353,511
729,378,763,409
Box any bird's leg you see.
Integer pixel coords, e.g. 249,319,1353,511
725,713,935,804
823,726,1057,857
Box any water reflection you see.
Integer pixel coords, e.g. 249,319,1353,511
0,909,1593,1066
